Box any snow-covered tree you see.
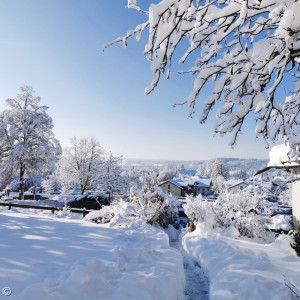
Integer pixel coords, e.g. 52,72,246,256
97,152,129,201
197,159,229,182
140,169,158,188
208,160,230,180
157,165,177,183
230,169,248,180
41,174,61,194
59,137,104,195
0,86,61,199
122,166,142,189
105,1,300,152
196,163,207,176
7,173,43,193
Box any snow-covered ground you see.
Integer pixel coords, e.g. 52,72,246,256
0,207,185,300
182,227,300,299
1,204,300,300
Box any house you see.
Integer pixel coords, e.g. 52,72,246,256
158,179,187,197
159,175,212,197
255,144,300,223
191,176,212,196
224,180,248,193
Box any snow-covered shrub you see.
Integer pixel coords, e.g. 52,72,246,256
183,194,214,232
184,186,274,241
130,187,180,228
84,200,143,227
85,188,180,229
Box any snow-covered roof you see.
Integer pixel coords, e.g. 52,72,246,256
161,176,211,188
168,179,185,189
177,169,197,177
191,176,212,188
224,180,247,189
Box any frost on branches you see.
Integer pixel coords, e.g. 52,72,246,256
0,86,61,199
105,0,300,152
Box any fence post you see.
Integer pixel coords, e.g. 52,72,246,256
83,209,86,218
8,203,11,210
51,207,55,214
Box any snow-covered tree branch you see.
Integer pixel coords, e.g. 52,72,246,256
105,0,300,152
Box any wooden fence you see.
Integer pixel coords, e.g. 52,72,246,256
0,202,91,217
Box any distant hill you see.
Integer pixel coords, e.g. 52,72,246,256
122,157,268,174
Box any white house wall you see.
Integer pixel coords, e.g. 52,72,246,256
159,182,182,197
292,180,300,223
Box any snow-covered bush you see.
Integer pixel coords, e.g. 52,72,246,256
184,186,274,241
130,187,180,229
84,200,143,227
85,188,180,229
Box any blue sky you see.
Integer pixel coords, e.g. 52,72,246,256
0,0,278,160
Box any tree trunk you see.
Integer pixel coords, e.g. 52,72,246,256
19,164,25,200
81,184,85,195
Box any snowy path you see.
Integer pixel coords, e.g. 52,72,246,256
170,240,209,300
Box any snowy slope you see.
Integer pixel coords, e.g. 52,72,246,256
0,208,185,300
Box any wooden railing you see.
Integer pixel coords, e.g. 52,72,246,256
0,202,91,217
